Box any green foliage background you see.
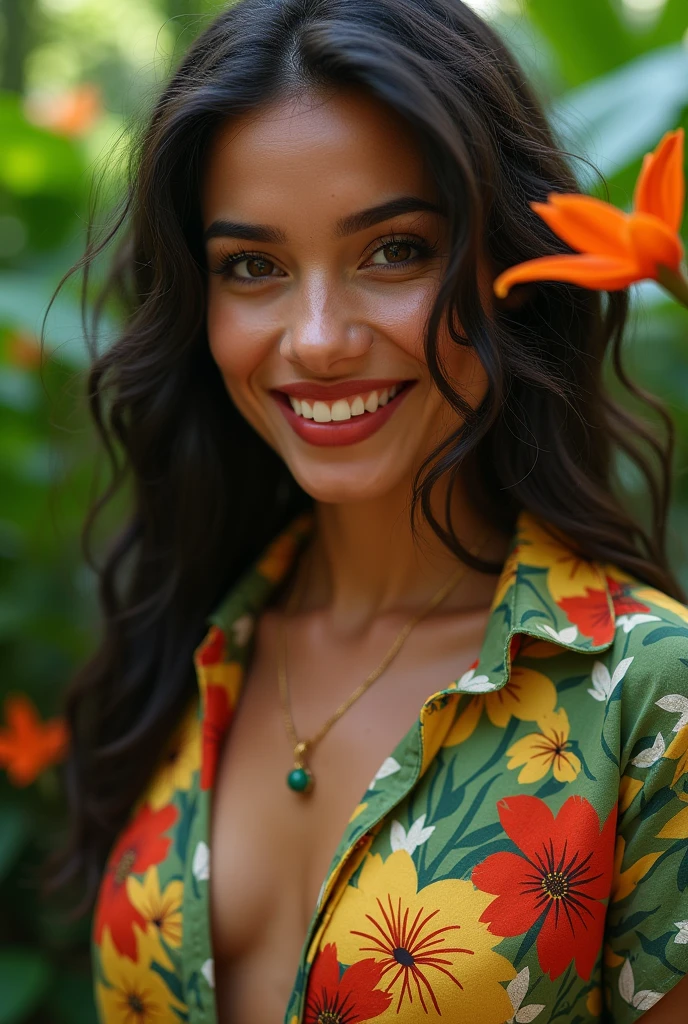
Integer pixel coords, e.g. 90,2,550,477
0,0,687,1020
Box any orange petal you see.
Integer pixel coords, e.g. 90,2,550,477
532,194,632,258
633,128,685,232
3,695,40,738
628,211,684,276
493,253,640,297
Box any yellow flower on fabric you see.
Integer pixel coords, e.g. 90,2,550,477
665,724,688,786
96,926,185,1023
586,987,603,1016
618,776,644,813
506,708,581,784
516,514,601,600
491,544,519,610
146,703,200,811
612,835,662,902
634,587,688,624
126,867,183,972
444,667,557,747
656,803,688,840
256,513,311,582
321,850,515,1023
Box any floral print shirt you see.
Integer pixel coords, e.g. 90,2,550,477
91,510,688,1024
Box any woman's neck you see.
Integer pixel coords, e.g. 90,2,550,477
294,475,510,630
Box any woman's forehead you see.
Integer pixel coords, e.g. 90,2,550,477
201,90,437,225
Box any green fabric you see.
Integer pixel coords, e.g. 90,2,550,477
91,510,688,1023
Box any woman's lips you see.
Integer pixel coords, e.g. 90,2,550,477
271,381,415,447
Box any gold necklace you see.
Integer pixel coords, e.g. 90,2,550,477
277,549,474,794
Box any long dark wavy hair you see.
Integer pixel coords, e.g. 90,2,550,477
49,0,683,908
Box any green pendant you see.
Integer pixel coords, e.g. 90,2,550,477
287,766,314,793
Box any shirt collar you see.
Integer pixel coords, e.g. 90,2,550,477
205,508,615,692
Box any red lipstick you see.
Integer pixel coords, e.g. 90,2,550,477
271,381,415,447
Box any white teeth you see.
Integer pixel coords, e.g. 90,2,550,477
312,400,332,423
331,399,351,421
287,384,406,421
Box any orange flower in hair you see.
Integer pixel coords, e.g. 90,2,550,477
494,128,688,307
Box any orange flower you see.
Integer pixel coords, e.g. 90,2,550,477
0,694,68,786
24,83,102,138
494,129,688,305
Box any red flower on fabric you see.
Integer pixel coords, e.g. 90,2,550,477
472,795,616,981
556,588,614,646
197,624,226,666
607,577,650,618
200,684,232,790
304,943,392,1024
94,802,178,959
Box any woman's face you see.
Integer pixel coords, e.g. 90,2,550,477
202,89,492,503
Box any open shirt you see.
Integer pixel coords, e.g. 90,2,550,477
91,510,688,1023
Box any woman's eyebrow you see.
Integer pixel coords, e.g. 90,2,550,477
203,196,441,245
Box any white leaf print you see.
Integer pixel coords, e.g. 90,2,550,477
616,613,661,633
390,814,435,855
588,662,612,702
231,614,254,646
456,668,495,693
368,756,401,790
619,959,635,1004
507,966,529,1013
630,732,665,768
192,840,210,881
656,694,688,732
539,623,578,644
201,958,215,989
674,920,688,944
611,656,634,688
515,1006,546,1023
632,990,663,1011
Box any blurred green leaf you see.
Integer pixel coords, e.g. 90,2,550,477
551,44,688,187
0,949,53,1024
523,0,635,86
0,805,29,881
51,971,98,1024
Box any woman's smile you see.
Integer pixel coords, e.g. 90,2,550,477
271,379,416,446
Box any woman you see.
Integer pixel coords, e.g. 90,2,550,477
55,0,688,1021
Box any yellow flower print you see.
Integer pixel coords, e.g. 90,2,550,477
634,587,688,624
321,850,515,1023
256,513,311,582
517,514,601,600
490,544,519,610
611,835,662,902
665,724,688,786
444,667,557,747
586,986,603,1016
618,776,643,813
126,867,183,971
96,926,185,1023
656,798,688,839
506,708,581,784
146,702,201,811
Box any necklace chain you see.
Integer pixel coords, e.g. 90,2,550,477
277,543,479,793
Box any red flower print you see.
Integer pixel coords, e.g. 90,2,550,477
197,624,226,666
472,795,616,981
607,577,650,618
201,684,233,790
556,588,614,646
94,802,178,959
305,943,392,1024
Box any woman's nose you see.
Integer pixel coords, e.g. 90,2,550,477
280,276,373,374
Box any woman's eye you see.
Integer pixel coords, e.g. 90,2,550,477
233,256,280,279
367,241,420,266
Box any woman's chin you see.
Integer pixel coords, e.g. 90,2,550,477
285,459,413,505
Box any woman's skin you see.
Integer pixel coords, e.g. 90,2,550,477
201,89,685,1023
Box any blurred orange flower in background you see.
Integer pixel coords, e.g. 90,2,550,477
0,694,68,786
24,82,102,139
5,328,42,370
494,128,688,307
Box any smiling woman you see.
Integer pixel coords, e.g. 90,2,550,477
48,1,688,1023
